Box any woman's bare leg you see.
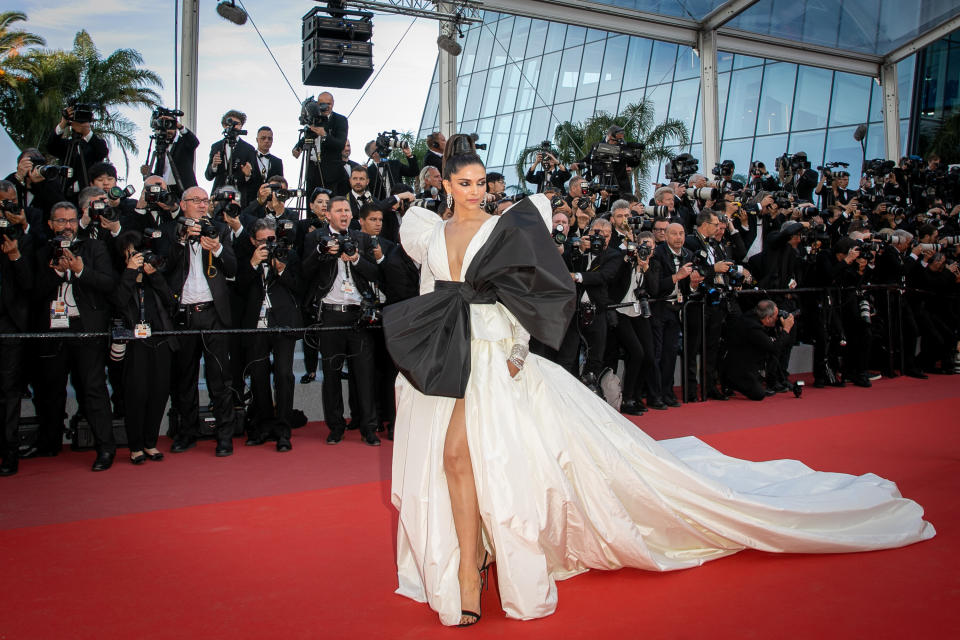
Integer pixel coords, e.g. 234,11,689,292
444,397,482,624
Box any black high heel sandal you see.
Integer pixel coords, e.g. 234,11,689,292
458,552,491,627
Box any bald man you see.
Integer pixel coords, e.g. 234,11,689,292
295,91,350,197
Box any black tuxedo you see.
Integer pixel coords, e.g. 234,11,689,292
164,220,238,444
367,156,419,200
151,128,199,196
791,169,819,202
302,112,349,197
571,245,622,376
45,129,109,197
378,238,420,304
348,190,377,224
3,173,65,217
33,237,117,456
648,243,696,403
0,236,35,464
250,151,285,194
423,150,443,172
525,166,572,193
301,226,380,309
204,138,258,205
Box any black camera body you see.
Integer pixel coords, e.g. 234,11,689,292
108,185,136,200
375,130,408,158
319,231,358,258
864,158,896,177
266,183,305,201
772,190,793,210
182,217,219,242
300,97,331,129
64,102,99,124
0,217,23,240
50,235,82,260
88,200,119,223
587,229,606,256
144,184,177,208
817,161,849,179
626,215,655,232
212,188,242,218
150,106,184,132
222,119,247,145
37,164,72,181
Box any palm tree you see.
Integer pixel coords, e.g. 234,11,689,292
0,11,44,90
514,98,689,200
0,29,161,174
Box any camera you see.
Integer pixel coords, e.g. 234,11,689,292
300,96,330,128
150,106,184,132
411,198,443,214
624,240,652,262
575,196,592,211
266,183,305,201
88,200,117,223
772,190,793,210
712,160,735,179
319,231,358,257
222,118,247,143
0,217,23,240
0,198,19,215
854,239,880,261
863,158,896,177
817,161,849,179
587,229,605,256
358,292,383,327
686,186,719,201
212,187,242,218
144,184,177,208
140,249,166,270
857,295,872,324
107,185,136,200
641,205,670,217
552,223,567,245
664,153,699,183
50,235,82,260
626,215,655,232
263,238,291,265
182,217,219,242
64,102,99,124
591,141,644,171
549,194,566,210
375,130,409,157
36,164,73,181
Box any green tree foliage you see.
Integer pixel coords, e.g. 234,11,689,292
514,99,689,200
0,28,161,175
0,11,44,90
924,111,960,164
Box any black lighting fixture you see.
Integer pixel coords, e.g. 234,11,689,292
216,0,248,26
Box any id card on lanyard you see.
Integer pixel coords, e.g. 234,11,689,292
50,283,69,329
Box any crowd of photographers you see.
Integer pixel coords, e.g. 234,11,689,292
0,96,957,477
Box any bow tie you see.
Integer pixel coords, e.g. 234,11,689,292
258,153,268,159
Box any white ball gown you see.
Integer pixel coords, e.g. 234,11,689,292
387,196,935,626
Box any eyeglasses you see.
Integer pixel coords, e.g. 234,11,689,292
183,197,210,205
51,217,79,226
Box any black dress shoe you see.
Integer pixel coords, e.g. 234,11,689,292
905,369,928,379
170,437,197,453
145,451,164,461
646,399,668,410
852,376,872,388
664,396,681,408
276,438,292,452
362,433,381,447
299,372,316,384
215,440,234,457
326,432,343,445
130,453,146,465
244,435,265,446
92,451,114,472
0,458,18,476
620,400,643,416
706,390,729,401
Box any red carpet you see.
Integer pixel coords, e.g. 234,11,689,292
1,376,958,639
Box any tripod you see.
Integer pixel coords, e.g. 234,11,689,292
145,133,186,196
60,131,89,197
294,128,327,219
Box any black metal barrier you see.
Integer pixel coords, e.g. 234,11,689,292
0,324,376,340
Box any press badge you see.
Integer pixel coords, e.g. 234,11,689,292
134,323,152,339
341,280,356,295
257,301,269,329
50,300,69,329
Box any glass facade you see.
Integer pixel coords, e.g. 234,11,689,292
418,12,920,189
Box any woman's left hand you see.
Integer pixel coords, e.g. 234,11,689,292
507,360,520,378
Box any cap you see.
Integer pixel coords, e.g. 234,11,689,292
607,125,625,136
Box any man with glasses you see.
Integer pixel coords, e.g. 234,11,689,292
34,201,117,470
165,187,238,456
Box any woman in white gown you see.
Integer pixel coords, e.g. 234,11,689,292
385,143,935,627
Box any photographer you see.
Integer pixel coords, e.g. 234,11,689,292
423,131,446,171
611,231,660,413
570,218,624,384
720,300,794,401
88,162,137,221
5,148,67,217
417,165,443,200
648,223,702,406
571,125,637,196
165,187,238,457
125,175,180,234
525,145,571,193
204,109,257,205
566,178,597,235
237,217,302,451
77,186,122,243
872,230,926,378
713,160,743,193
833,237,875,387
651,186,677,221
111,230,178,465
782,152,819,202
684,209,737,400
486,172,506,200
347,165,379,226
251,126,284,195
364,136,419,201
298,187,333,385
746,161,780,193
34,201,117,470
815,167,855,208
301,196,381,446
294,92,350,197
378,184,416,245
140,109,198,198
46,104,109,198
242,176,301,236
0,181,35,476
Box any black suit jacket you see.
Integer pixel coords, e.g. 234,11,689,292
0,234,35,330
165,221,238,325
153,128,199,196
34,237,117,331
204,138,258,205
792,169,819,202
377,237,420,304
235,249,303,329
525,167,572,193
571,245,623,307
649,243,695,302
3,173,65,218
301,226,380,311
249,151,285,195
45,130,109,195
722,313,790,377
367,156,419,200
423,151,443,172
112,267,179,338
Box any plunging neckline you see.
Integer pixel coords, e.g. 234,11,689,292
442,215,498,282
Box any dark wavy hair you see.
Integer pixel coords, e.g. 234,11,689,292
441,133,484,180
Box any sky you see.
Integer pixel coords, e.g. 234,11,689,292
8,0,439,192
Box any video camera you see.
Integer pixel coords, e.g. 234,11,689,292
150,106,184,133
222,118,247,144
300,96,330,128
863,158,896,177
664,153,699,184
63,102,99,124
711,160,735,179
591,141,644,171
817,161,849,180
375,130,409,157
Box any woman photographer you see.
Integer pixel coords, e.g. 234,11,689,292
112,230,178,464
299,187,331,384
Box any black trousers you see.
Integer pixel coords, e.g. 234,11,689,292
35,319,115,454
171,307,236,439
653,304,682,402
123,338,172,451
320,308,376,435
247,332,296,440
721,365,767,401
614,314,657,404
372,328,397,425
580,309,609,377
0,316,24,459
813,296,843,382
